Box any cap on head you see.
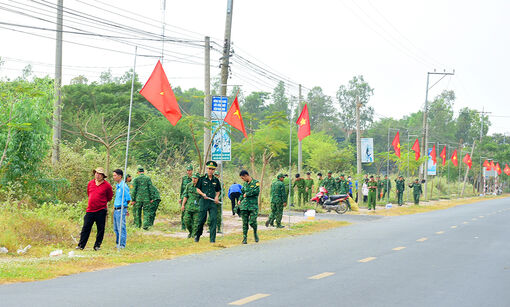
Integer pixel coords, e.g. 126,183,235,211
137,166,144,172
192,173,200,179
340,174,345,177
328,170,333,174
206,160,218,169
415,178,419,181
94,167,107,178
186,165,193,171
277,173,284,179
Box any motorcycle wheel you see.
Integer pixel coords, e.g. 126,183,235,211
335,202,348,214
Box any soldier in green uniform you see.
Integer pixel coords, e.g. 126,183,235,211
266,173,287,228
409,179,423,205
316,173,324,193
182,173,200,238
126,174,133,190
376,175,383,201
145,183,161,229
382,175,392,201
195,161,221,243
293,174,306,207
179,165,193,230
211,171,224,233
237,170,260,244
304,172,314,204
131,167,154,228
367,175,378,211
322,171,336,195
395,175,405,206
282,174,291,205
337,174,349,195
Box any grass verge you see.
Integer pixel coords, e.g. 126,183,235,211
0,219,349,284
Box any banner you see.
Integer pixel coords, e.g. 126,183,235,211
211,120,231,161
427,148,437,175
361,138,374,163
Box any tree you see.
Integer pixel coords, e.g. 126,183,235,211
302,131,355,173
70,75,88,85
242,91,269,115
336,75,374,139
428,90,456,142
268,81,289,116
306,86,334,131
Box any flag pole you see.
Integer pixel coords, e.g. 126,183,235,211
118,46,137,250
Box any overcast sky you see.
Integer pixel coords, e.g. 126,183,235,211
1,0,508,135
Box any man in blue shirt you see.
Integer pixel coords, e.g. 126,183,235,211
112,169,131,249
228,182,243,215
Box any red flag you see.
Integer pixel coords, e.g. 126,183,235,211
223,95,248,138
496,162,502,175
504,164,510,176
392,132,401,158
463,153,472,169
430,145,437,165
296,104,311,141
411,139,420,161
451,149,458,166
140,60,182,126
439,146,447,166
490,160,496,171
483,160,490,171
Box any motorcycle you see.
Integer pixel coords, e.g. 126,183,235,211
311,187,350,214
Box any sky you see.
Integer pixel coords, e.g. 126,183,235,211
1,0,509,135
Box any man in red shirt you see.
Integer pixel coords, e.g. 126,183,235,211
77,167,113,251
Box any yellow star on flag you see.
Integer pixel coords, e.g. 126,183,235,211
233,110,240,119
300,118,307,126
397,143,401,149
160,91,165,95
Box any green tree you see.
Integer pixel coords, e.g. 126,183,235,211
306,86,334,131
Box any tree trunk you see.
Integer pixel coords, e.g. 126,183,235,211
106,147,111,177
0,103,14,167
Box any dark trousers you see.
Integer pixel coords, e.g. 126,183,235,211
78,209,107,249
229,192,241,214
196,200,218,242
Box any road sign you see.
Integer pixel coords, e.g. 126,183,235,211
212,96,228,120
361,138,374,163
211,120,231,161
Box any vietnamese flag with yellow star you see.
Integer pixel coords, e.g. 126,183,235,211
140,60,182,126
504,164,510,176
451,149,458,166
496,162,502,175
439,146,447,166
224,94,248,138
296,104,311,141
463,153,472,169
392,131,401,158
430,144,437,165
483,159,490,171
411,138,420,161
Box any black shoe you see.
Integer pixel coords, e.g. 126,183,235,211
93,246,101,251
368,208,371,210
75,246,83,250
187,233,192,238
217,231,223,234
194,236,199,242
242,237,247,244
254,232,259,243
265,220,270,227
210,240,215,243
276,225,285,228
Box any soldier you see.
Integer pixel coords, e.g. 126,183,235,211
131,167,154,229
182,173,200,238
304,172,314,203
283,174,292,205
367,175,378,211
395,175,405,206
211,171,224,233
126,174,133,190
179,165,193,230
322,171,336,195
195,161,221,243
145,183,161,229
293,174,306,207
316,172,324,193
409,179,423,205
376,175,383,200
237,170,260,244
382,175,392,200
337,174,349,195
266,173,287,228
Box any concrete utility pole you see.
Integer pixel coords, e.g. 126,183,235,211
421,69,454,199
51,0,64,164
461,141,476,196
356,96,363,203
203,36,211,162
160,0,166,60
298,84,303,174
220,0,234,97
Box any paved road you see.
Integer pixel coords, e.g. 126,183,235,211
2,198,510,307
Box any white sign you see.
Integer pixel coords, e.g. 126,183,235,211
211,120,231,161
427,148,437,176
361,138,374,163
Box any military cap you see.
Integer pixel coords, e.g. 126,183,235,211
340,174,345,177
192,173,199,179
137,166,144,172
328,170,333,174
186,165,193,171
205,160,218,169
415,178,419,181
126,174,131,178
277,173,285,179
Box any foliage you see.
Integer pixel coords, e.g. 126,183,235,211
336,75,375,136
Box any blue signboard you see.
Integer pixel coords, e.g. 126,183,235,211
212,96,228,112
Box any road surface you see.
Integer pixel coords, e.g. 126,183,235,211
1,197,509,307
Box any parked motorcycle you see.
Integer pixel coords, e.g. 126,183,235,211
311,187,350,214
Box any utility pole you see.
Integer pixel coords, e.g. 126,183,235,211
203,36,211,162
220,0,234,97
51,0,64,164
461,141,476,196
356,96,362,203
160,0,166,59
421,69,454,199
298,84,303,174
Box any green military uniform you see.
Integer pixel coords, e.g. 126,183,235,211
410,181,423,205
179,168,193,230
322,175,336,195
267,175,286,228
317,177,324,193
239,178,260,243
132,169,154,228
304,178,314,203
337,176,349,195
144,184,161,229
195,161,221,243
208,172,224,233
183,177,200,238
377,177,384,201
293,177,306,207
395,177,405,206
283,176,292,205
368,180,378,210
382,177,392,200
